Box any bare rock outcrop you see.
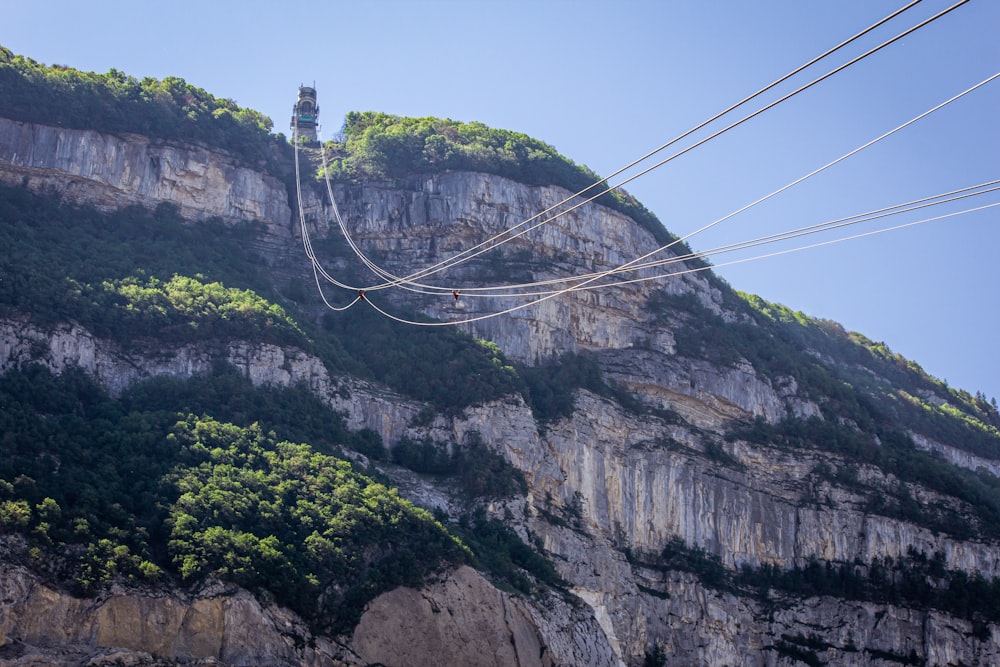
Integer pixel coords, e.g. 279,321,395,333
0,561,350,666
0,560,613,667
0,118,291,230
0,316,418,448
351,565,616,667
324,173,725,364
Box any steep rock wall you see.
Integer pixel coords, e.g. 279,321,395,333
910,431,1000,477
0,118,292,232
0,316,417,448
0,561,349,666
511,476,1000,666
0,559,614,667
323,173,727,364
351,565,616,667
435,385,1000,663
535,391,1000,575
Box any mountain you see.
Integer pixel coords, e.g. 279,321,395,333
2,48,1000,667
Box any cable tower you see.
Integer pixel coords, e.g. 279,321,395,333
291,84,319,143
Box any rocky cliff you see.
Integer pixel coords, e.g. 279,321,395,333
0,117,290,229
314,171,723,364
0,556,611,667
2,117,1000,667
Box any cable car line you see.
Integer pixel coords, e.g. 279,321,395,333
294,125,360,296
294,69,997,324
547,70,999,307
301,69,997,316
296,125,453,298
305,0,962,296
453,0,977,284
643,70,1000,268
290,4,989,327
382,70,999,323
466,184,1000,297
422,180,1000,297
629,201,1000,289
619,184,1000,279
310,261,361,312
317,137,420,290
353,199,1000,328
379,0,948,290
298,102,999,323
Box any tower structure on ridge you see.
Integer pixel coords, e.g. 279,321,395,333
291,85,319,143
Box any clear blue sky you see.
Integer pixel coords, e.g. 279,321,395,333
5,1,999,401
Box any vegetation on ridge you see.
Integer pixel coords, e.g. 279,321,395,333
0,44,284,168
322,111,689,250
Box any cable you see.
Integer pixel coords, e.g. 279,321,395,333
577,71,1000,293
330,0,969,293
350,71,1000,302
412,185,1000,297
418,0,974,286
294,3,985,325
294,125,361,294
362,199,999,326
612,201,1000,289
585,195,1000,290
437,180,1000,296
309,0,947,294
294,123,376,314
348,70,998,325
317,133,443,292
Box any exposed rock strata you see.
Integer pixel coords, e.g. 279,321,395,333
0,558,613,667
0,317,416,448
324,173,725,364
351,565,616,667
0,561,349,666
910,431,1000,477
0,118,291,230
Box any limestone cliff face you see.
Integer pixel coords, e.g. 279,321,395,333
3,119,1000,666
535,390,1000,577
324,173,727,364
351,565,616,667
433,387,1000,663
0,316,418,448
0,556,347,666
0,558,610,667
508,391,1000,662
0,118,291,231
